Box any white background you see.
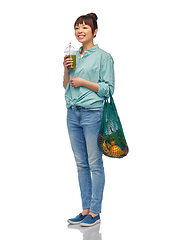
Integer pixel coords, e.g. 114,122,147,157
0,0,173,239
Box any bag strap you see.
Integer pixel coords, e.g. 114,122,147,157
107,88,118,114
105,88,113,103
104,88,112,102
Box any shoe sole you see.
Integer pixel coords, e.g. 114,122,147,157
80,219,101,227
67,219,82,225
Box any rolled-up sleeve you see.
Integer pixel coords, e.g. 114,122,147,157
97,56,115,98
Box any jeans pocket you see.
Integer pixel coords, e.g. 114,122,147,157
84,107,103,121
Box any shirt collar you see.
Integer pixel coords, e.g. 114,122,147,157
77,44,99,56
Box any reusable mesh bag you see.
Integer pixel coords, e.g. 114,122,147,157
98,92,129,158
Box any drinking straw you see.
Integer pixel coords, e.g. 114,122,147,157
69,42,71,56
69,42,72,67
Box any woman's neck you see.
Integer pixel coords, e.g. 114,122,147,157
80,41,95,55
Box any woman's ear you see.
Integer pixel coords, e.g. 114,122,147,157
94,29,98,37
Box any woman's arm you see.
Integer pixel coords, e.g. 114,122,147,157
63,70,70,89
63,55,73,89
83,80,99,92
70,77,99,92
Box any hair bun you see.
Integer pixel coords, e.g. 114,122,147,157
86,13,98,21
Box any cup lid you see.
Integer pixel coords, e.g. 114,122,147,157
64,46,77,54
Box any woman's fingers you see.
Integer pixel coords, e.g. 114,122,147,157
64,55,73,63
63,55,73,68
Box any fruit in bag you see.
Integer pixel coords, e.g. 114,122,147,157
98,133,103,147
102,141,110,155
110,140,116,145
123,146,129,155
98,90,129,158
109,145,122,157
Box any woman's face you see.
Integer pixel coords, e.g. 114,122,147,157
75,22,97,44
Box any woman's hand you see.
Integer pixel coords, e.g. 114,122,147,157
70,77,84,88
63,55,73,71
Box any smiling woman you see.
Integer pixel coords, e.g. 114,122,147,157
74,13,98,36
74,22,98,55
63,12,115,227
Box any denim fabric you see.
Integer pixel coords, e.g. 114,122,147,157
67,106,105,213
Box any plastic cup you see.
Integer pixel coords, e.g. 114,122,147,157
64,45,77,69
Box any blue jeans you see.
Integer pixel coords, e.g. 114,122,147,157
67,106,105,213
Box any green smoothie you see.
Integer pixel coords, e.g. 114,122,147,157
68,55,76,68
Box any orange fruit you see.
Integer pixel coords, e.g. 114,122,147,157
110,145,122,157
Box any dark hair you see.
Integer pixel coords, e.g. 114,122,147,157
74,13,98,36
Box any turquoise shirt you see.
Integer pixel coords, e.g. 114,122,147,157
65,44,115,109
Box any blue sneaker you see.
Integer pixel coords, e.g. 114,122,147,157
67,213,87,225
80,214,101,227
